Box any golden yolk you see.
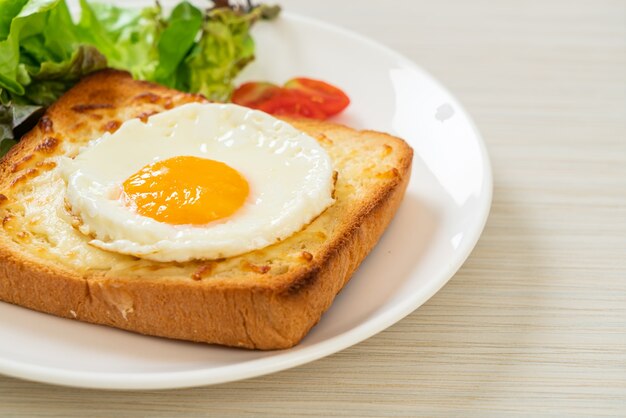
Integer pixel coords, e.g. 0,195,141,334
122,156,249,225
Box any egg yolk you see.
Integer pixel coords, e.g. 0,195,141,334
122,156,249,225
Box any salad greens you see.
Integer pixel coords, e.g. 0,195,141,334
0,0,280,156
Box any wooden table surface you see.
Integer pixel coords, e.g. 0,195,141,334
1,0,625,416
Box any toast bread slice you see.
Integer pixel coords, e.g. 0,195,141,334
0,70,412,349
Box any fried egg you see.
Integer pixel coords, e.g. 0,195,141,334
61,103,335,262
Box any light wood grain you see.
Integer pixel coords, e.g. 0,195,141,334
1,0,625,416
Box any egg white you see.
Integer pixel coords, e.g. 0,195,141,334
61,103,335,262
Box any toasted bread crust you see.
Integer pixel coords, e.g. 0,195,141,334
0,70,412,349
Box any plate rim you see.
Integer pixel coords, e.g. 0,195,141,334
0,11,493,390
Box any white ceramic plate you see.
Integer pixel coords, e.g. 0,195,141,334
0,12,492,390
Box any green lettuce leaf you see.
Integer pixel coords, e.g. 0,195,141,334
0,0,108,155
76,0,162,80
0,0,28,41
0,0,280,157
0,0,58,95
26,45,107,106
154,1,203,87
185,7,261,102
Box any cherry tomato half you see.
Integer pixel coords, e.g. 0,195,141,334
231,77,350,120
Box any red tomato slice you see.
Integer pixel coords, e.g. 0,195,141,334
231,78,350,120
284,77,350,116
255,90,328,120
